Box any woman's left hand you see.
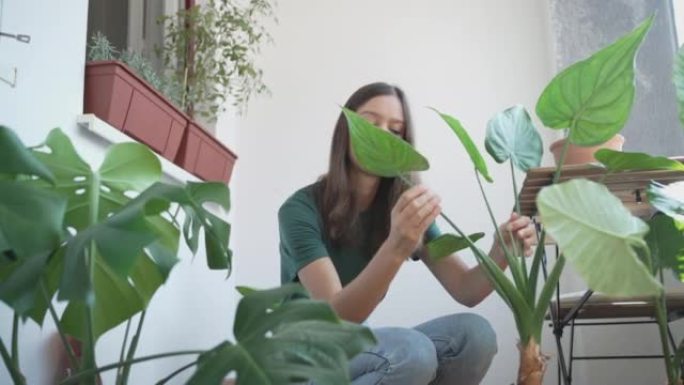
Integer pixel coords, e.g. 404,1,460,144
497,213,536,256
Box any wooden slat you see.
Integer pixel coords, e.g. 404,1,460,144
519,157,684,217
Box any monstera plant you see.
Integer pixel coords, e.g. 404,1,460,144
344,16,662,385
0,126,374,385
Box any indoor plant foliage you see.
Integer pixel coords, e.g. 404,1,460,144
158,0,275,119
344,16,659,385
0,126,374,385
88,32,177,101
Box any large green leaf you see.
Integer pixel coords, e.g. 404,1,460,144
646,214,684,280
595,149,684,172
0,182,66,260
57,205,158,302
0,251,51,314
426,233,485,260
33,130,160,230
537,179,661,296
432,108,493,182
536,16,654,145
129,182,232,271
187,284,376,385
648,181,684,222
485,105,542,172
674,45,684,128
25,129,177,339
0,125,55,182
343,108,429,177
60,251,165,340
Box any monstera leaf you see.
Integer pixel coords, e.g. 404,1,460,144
538,179,661,296
128,182,232,271
0,125,54,182
536,16,654,145
595,149,684,172
0,127,66,316
432,108,493,182
187,285,376,385
675,45,684,128
648,181,684,222
343,108,429,177
485,105,542,172
646,214,684,280
427,233,485,260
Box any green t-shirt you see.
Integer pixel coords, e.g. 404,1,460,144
279,183,440,285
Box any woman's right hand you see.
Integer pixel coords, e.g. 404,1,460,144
387,185,442,258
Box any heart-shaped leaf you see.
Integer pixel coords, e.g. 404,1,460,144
485,105,543,172
187,284,376,385
343,107,429,177
595,149,684,172
432,108,493,182
648,181,684,222
536,16,654,145
427,233,485,260
538,178,661,296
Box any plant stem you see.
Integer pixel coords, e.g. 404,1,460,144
510,160,528,283
0,338,25,385
120,310,146,385
11,313,18,368
656,287,677,384
510,160,522,215
154,360,198,385
42,282,79,370
551,133,572,184
82,171,101,385
475,171,526,291
60,350,204,385
643,241,676,384
115,319,132,385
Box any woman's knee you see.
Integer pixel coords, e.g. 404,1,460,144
456,313,498,360
416,312,498,362
370,327,438,383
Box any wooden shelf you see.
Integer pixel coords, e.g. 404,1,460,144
519,159,684,218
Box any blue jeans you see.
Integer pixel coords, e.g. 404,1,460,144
349,313,497,385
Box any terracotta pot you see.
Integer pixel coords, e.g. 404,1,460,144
175,121,238,183
84,60,186,161
549,134,625,166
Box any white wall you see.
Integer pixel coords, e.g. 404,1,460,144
0,1,236,384
231,1,560,384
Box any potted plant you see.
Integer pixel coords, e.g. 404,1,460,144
343,15,661,384
0,125,375,385
84,32,188,163
159,0,275,183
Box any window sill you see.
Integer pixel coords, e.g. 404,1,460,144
76,113,199,184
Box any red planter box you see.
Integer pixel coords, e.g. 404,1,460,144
84,60,186,161
175,121,238,183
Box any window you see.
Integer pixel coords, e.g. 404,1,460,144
87,0,185,73
673,0,684,46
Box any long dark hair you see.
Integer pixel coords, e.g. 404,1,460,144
315,82,417,255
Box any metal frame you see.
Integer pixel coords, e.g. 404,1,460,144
535,223,682,385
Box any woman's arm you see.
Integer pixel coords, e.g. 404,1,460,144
423,213,535,307
298,185,441,323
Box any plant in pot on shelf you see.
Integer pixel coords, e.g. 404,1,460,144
158,0,275,183
0,126,375,385
343,15,663,385
84,32,189,165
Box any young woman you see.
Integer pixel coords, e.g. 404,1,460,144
278,82,535,385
